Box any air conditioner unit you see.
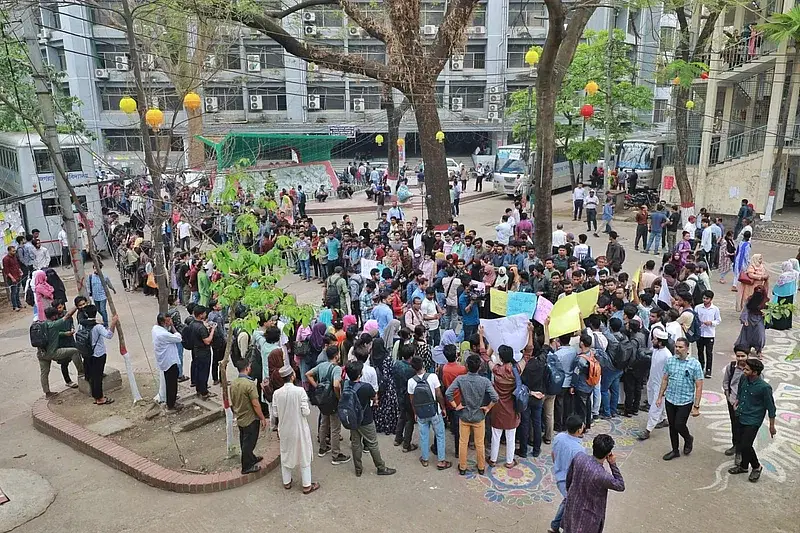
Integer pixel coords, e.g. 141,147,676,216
150,97,160,109
422,25,438,36
203,55,217,69
94,68,110,80
451,97,463,111
114,55,129,71
37,28,51,43
307,62,319,72
140,54,155,70
250,28,261,38
471,26,486,35
488,103,499,112
451,58,464,71
249,94,263,110
352,97,365,112
489,86,500,94
488,111,499,120
348,26,363,37
488,94,501,103
246,54,261,72
204,96,219,112
304,25,317,36
302,12,316,22
307,94,321,110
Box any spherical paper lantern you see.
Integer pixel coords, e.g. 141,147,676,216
119,96,137,114
700,71,709,80
585,81,599,96
580,104,594,118
183,92,201,111
397,138,405,147
435,130,445,143
685,100,695,110
672,76,681,85
145,108,164,129
524,49,539,66
375,134,384,146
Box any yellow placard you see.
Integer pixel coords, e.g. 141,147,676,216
576,285,600,317
632,265,642,288
0,212,5,221
489,288,508,316
548,293,583,338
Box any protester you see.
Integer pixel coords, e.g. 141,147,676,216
230,359,267,474
152,312,183,410
273,365,319,492
657,338,704,461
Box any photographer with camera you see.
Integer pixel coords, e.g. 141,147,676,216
458,275,481,339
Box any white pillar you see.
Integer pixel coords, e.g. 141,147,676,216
718,86,735,158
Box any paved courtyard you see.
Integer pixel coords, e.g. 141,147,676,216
1,192,798,532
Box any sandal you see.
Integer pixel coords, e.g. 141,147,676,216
437,460,452,470
95,398,115,405
419,458,429,467
402,444,419,453
302,482,320,494
283,482,292,490
458,467,467,475
505,459,519,469
486,459,496,467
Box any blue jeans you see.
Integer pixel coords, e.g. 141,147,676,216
299,259,310,280
600,367,623,417
462,323,478,340
593,381,601,416
645,231,662,253
418,413,446,462
95,299,109,326
9,281,20,309
551,480,568,531
518,398,543,457
177,344,184,376
190,291,199,304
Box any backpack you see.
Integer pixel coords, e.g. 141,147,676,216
682,308,701,343
324,277,341,309
75,325,100,356
511,364,530,413
691,277,707,306
411,373,438,419
25,284,35,306
544,350,566,395
578,351,602,387
592,333,614,371
338,381,365,430
230,328,246,363
29,321,48,348
181,322,196,351
312,364,339,415
613,336,636,370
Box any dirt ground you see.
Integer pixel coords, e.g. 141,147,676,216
49,375,244,473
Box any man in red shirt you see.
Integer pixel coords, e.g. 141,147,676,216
2,245,23,311
440,345,467,457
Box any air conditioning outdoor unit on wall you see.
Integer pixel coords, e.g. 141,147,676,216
488,94,501,103
114,55,129,71
203,55,217,69
246,54,261,72
308,94,321,109
250,95,263,110
488,103,499,112
422,25,438,36
451,56,464,71
204,96,219,112
95,68,110,79
348,27,363,37
451,97,463,111
302,12,316,22
488,111,499,120
140,54,155,70
304,25,317,36
352,97,365,112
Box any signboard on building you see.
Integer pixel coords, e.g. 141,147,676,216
328,125,358,138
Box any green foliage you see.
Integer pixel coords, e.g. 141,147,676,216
763,300,795,325
567,138,604,166
758,6,800,44
659,59,708,89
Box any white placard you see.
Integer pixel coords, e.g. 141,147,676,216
479,313,530,362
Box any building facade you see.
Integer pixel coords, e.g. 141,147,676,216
37,1,662,174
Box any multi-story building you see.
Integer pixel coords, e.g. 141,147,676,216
38,1,663,174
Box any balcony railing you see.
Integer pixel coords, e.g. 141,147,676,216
697,34,777,72
667,126,767,166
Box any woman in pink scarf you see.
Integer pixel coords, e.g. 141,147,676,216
342,314,357,331
33,270,54,321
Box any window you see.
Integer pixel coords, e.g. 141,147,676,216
92,2,124,27
103,129,143,152
471,4,487,26
350,86,382,110
248,86,288,110
659,27,675,55
96,44,130,69
33,148,81,173
0,147,18,172
507,43,533,68
205,87,244,110
41,2,61,30
215,48,241,70
307,5,344,27
450,84,486,109
421,2,445,26
434,83,445,107
308,85,346,110
653,99,668,123
244,46,284,69
508,2,546,28
149,90,181,112
349,44,386,64
42,196,87,217
99,87,127,110
463,44,486,69
151,132,184,153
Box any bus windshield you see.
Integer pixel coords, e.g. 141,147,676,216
495,146,526,174
618,142,655,170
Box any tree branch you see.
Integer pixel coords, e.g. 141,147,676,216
339,0,389,42
694,10,721,56
268,0,338,19
428,0,480,72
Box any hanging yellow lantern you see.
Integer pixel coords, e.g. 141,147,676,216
585,80,599,96
685,100,695,110
183,92,202,111
435,130,445,143
672,76,681,85
119,95,137,114
375,134,384,146
524,49,539,67
145,108,164,129
397,138,405,147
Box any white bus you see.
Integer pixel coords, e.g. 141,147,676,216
493,143,588,197
616,137,669,190
0,132,106,261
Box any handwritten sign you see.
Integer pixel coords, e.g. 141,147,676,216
548,293,582,338
533,296,553,325
489,288,508,316
507,292,538,318
479,314,529,362
360,258,389,276
576,285,600,317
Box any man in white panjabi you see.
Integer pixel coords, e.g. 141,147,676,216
272,365,320,493
638,329,671,440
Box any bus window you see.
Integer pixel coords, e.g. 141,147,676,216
655,155,662,170
34,148,82,173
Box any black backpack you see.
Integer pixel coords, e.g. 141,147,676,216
29,321,48,348
230,328,246,364
25,285,35,306
312,364,339,415
691,277,707,306
613,337,636,370
338,381,365,430
411,373,438,419
75,326,99,356
324,277,341,309
181,323,195,351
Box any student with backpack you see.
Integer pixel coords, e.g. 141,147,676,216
407,355,451,470
488,344,524,469
306,345,351,466
571,333,601,431
33,304,83,397
694,290,721,378
339,361,397,477
78,304,119,406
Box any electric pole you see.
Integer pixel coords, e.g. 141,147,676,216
603,2,616,190
20,7,87,296
524,85,533,196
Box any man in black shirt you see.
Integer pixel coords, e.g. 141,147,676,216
359,222,372,243
345,361,397,477
189,305,216,399
519,340,547,458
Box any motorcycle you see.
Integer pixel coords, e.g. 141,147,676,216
624,189,661,209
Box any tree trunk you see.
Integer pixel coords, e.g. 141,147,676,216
568,159,576,187
186,105,204,168
412,88,450,225
673,86,694,213
383,85,401,178
534,88,557,254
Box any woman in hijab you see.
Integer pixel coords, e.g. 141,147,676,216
494,266,509,291
371,320,398,435
413,325,434,372
769,260,798,330
342,314,357,332
732,230,752,295
44,268,67,303
432,329,462,366
483,264,497,287
735,286,767,358
737,252,769,311
308,322,328,360
32,270,54,321
718,230,737,284
265,347,286,427
382,319,402,349
318,308,334,330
